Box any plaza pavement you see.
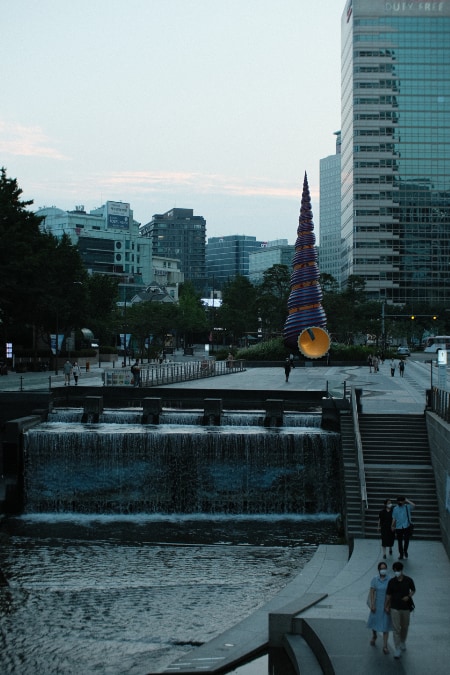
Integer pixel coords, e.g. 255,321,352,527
1,357,449,673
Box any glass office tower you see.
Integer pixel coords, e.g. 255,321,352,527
341,0,450,303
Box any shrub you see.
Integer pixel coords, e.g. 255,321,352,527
236,338,287,361
99,345,118,354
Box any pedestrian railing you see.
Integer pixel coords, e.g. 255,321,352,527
430,386,450,423
350,387,368,515
103,359,245,387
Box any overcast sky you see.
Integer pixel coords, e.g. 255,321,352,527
1,0,343,243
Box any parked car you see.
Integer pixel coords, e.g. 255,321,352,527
397,346,411,356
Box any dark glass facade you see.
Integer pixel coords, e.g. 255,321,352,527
140,208,206,292
341,0,450,303
206,235,264,289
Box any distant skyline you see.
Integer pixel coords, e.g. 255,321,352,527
1,1,343,243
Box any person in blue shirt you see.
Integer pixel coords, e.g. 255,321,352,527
391,496,415,560
367,561,393,654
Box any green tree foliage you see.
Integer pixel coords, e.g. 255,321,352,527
83,273,119,345
126,301,178,358
0,168,111,356
217,275,258,344
177,282,208,346
0,167,45,334
256,264,290,337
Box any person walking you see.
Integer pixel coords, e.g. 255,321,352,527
72,362,81,385
284,358,292,382
385,561,416,659
392,496,415,560
367,561,392,654
377,499,395,559
131,359,141,387
390,358,396,376
399,359,405,377
63,359,72,386
367,354,373,373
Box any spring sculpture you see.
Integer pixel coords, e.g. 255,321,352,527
283,172,330,358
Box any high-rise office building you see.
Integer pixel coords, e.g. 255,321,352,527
319,131,342,285
341,0,450,304
248,240,294,285
140,208,206,292
206,235,264,289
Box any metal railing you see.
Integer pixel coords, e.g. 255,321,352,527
350,387,368,513
430,386,450,423
103,359,245,387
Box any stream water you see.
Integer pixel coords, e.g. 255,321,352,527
0,514,339,675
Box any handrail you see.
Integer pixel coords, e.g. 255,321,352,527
351,387,368,511
430,386,450,423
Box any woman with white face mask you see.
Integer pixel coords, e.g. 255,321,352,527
367,561,393,654
377,498,395,559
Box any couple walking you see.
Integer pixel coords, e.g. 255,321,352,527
378,496,415,560
367,560,416,659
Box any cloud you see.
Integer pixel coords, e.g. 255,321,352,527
0,120,69,160
98,170,300,200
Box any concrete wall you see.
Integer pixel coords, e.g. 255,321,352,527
426,412,450,558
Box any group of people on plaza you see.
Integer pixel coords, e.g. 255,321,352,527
367,353,406,377
63,359,81,385
367,495,416,659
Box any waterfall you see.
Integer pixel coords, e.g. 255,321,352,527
23,421,340,515
47,409,322,427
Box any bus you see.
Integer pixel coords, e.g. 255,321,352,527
423,336,450,353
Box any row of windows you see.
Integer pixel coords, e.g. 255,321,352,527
355,33,450,48
357,18,450,30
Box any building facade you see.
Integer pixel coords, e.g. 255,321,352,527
319,132,342,285
206,234,265,289
37,202,152,291
248,240,294,285
140,208,206,292
341,0,450,304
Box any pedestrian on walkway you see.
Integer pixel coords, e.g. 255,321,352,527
284,358,292,382
385,561,416,659
390,358,396,376
399,359,405,377
377,498,395,559
367,561,392,654
392,496,415,560
72,362,81,385
367,354,373,373
131,359,141,387
63,359,72,386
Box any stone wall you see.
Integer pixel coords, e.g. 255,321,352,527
426,412,450,558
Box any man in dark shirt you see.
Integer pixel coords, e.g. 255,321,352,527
385,561,416,659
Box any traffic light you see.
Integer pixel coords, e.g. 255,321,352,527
433,315,438,320
410,315,415,320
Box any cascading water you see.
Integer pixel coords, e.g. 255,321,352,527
47,408,322,427
23,416,339,515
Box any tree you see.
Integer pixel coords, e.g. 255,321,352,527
126,301,178,358
217,275,258,345
83,273,119,345
0,167,45,339
176,282,208,347
256,264,290,337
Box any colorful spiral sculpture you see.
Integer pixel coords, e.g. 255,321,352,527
283,172,330,358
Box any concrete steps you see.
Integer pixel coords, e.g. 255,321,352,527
359,413,441,540
339,412,364,538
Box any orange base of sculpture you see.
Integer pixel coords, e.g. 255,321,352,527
298,327,331,359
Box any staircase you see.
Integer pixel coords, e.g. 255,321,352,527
359,413,441,540
339,411,365,539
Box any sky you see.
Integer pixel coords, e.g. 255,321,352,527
1,0,343,244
